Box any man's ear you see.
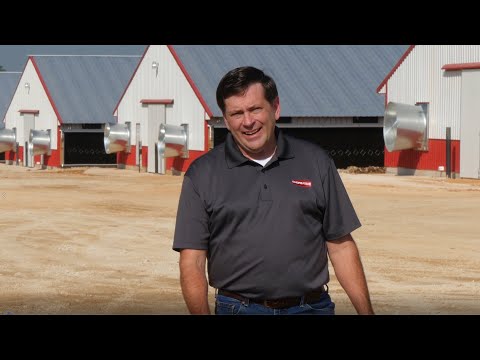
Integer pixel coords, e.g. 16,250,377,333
274,97,281,121
223,117,231,131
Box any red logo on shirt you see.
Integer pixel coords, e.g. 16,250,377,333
291,180,312,188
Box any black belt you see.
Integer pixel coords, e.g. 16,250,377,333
217,286,327,309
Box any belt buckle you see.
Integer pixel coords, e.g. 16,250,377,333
263,298,289,309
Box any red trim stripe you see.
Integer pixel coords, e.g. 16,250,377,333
167,45,213,118
442,62,480,71
376,45,416,94
31,56,63,124
140,99,174,105
18,110,39,115
385,139,460,173
113,45,149,115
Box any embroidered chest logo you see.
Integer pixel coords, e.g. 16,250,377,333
291,180,312,188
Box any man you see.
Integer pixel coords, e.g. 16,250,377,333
173,66,374,315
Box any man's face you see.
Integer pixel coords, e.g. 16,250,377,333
223,83,280,160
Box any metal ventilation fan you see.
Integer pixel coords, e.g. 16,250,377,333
157,123,189,174
383,102,428,152
104,122,131,154
0,128,17,153
29,129,51,156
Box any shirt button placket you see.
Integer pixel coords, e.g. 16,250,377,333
260,169,272,201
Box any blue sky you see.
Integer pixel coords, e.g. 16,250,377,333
0,45,147,71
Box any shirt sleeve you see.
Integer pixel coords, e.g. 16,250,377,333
172,175,210,252
321,158,362,241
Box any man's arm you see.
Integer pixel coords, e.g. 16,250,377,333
326,234,374,315
179,249,210,314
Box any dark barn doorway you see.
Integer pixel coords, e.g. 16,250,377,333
63,132,116,165
213,127,384,169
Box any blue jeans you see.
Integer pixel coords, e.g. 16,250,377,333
214,291,335,315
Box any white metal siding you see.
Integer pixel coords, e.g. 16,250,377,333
460,70,480,178
4,60,58,149
385,45,480,141
116,45,206,151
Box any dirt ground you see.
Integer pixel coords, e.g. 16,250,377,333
0,163,479,315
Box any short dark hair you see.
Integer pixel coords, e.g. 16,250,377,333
216,66,278,115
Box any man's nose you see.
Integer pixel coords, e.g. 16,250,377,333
243,112,254,126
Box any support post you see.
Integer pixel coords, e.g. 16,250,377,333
446,127,451,179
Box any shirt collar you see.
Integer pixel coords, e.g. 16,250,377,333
225,127,295,169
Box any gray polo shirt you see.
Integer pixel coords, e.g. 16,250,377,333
173,128,361,299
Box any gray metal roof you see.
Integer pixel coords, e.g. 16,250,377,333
33,55,141,124
0,45,146,71
0,72,21,128
172,45,408,117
